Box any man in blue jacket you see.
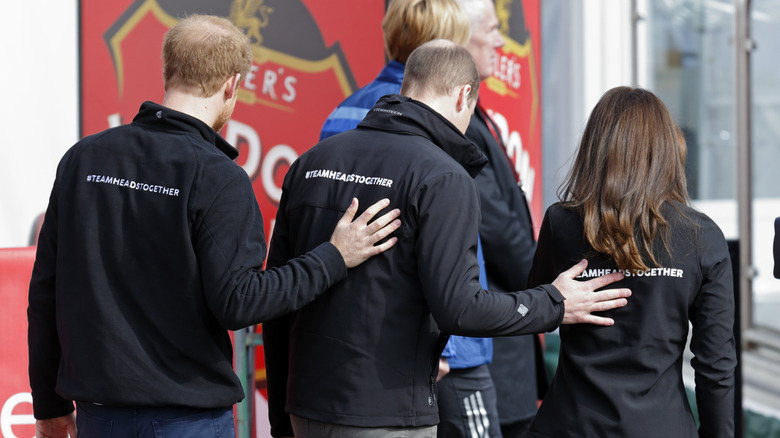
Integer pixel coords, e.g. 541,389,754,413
264,39,631,438
27,15,400,438
319,0,471,140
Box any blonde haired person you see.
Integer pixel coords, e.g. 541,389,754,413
28,14,401,438
319,0,471,140
527,86,736,438
383,0,471,64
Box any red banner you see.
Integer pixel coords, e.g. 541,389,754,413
481,0,543,227
80,0,542,237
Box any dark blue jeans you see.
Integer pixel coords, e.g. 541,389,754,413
75,402,235,438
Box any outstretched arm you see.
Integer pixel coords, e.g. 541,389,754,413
551,259,631,326
199,170,402,329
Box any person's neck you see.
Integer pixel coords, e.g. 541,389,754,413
162,88,222,128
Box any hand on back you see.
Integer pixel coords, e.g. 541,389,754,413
330,198,401,268
553,259,631,326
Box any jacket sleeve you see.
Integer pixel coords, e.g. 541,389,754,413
413,173,563,337
473,147,536,292
28,178,76,420
690,219,736,438
195,170,347,331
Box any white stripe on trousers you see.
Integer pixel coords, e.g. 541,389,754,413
463,390,490,438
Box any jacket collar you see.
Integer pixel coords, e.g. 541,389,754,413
357,94,487,177
133,101,239,160
375,61,405,85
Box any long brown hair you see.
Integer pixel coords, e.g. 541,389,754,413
559,87,690,271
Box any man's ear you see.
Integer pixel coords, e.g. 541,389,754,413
224,73,242,100
455,84,472,113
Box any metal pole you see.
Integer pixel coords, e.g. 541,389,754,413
630,0,638,87
234,328,251,438
234,326,265,438
734,0,753,349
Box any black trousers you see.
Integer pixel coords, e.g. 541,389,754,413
436,364,502,438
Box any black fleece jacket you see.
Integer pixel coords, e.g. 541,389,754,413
263,95,565,435
28,102,347,419
528,202,736,438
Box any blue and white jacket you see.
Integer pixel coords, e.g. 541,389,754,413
319,60,405,141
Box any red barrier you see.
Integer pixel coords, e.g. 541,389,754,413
0,247,36,438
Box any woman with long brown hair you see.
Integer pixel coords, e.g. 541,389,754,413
527,87,736,437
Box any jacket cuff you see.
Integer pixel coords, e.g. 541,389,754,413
311,242,348,285
270,418,295,437
539,284,565,330
33,395,74,420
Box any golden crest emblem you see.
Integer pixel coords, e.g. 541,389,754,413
496,0,512,34
230,0,274,46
